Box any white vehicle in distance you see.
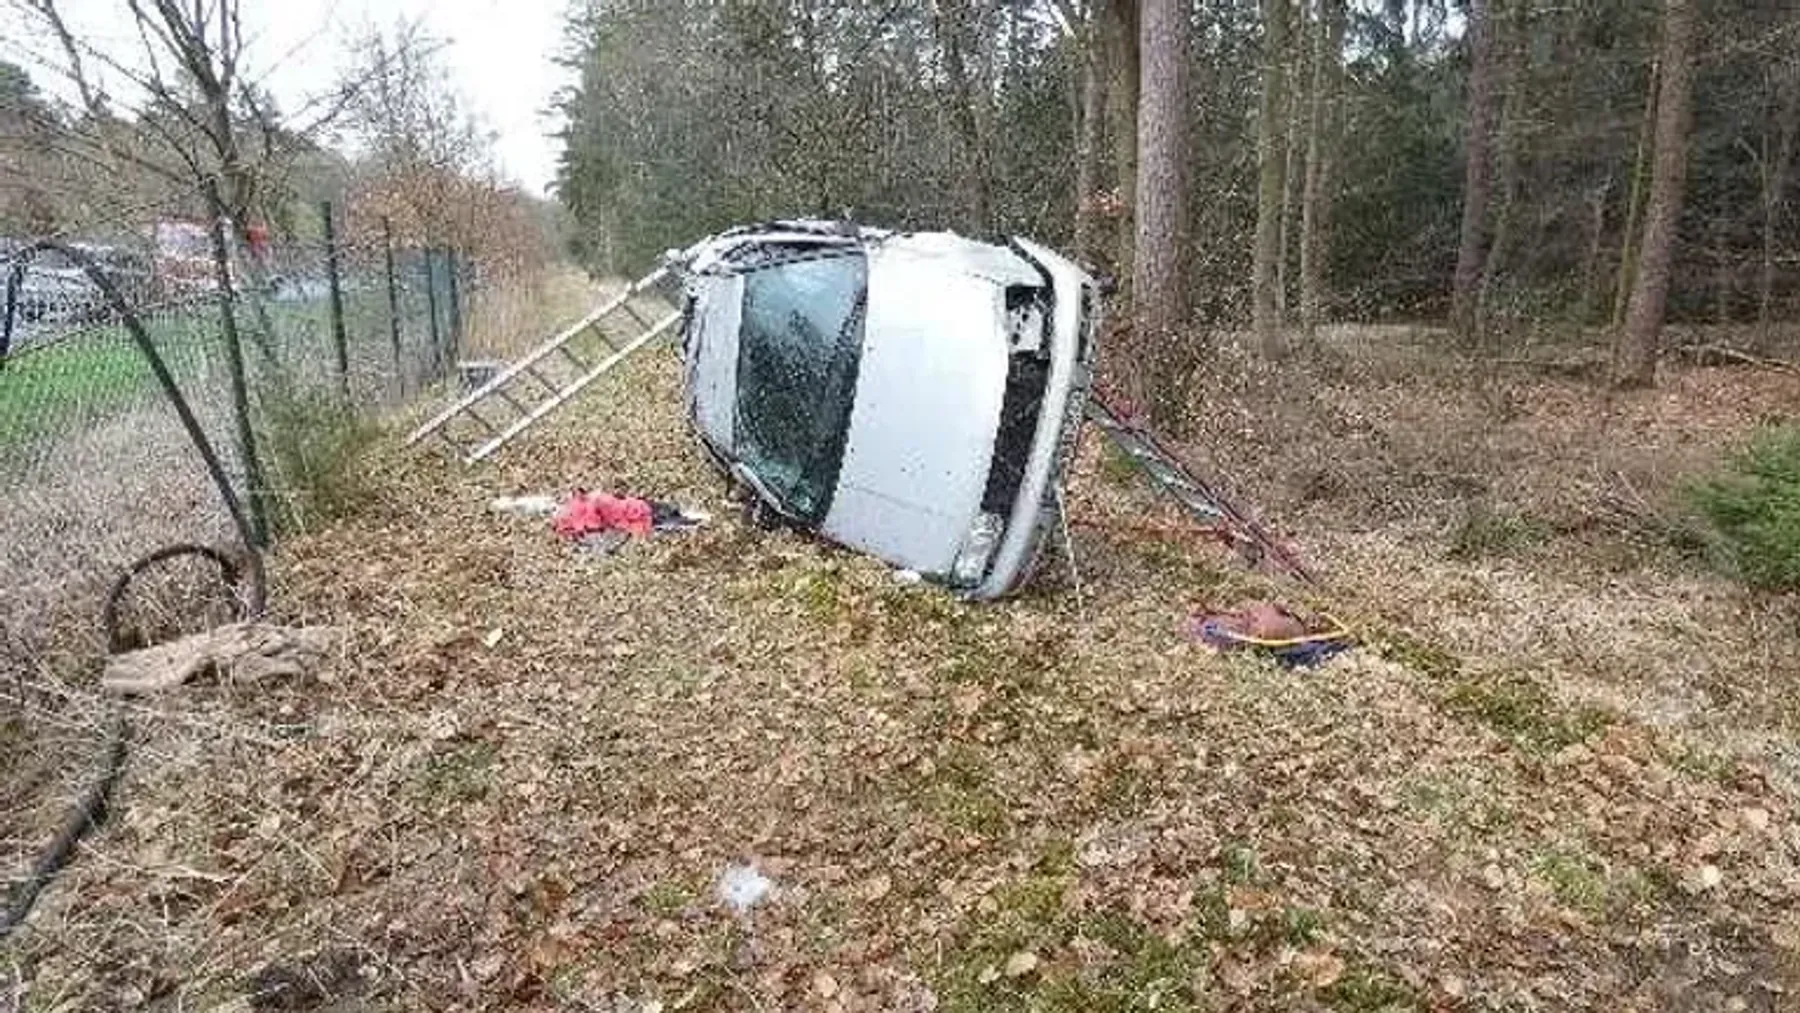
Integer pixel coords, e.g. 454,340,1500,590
672,220,1103,599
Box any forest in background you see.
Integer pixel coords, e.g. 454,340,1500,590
556,0,1800,388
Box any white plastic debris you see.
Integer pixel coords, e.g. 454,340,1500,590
892,569,924,585
489,494,559,517
717,863,773,914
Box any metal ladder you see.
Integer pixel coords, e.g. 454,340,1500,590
1084,393,1314,583
406,268,682,463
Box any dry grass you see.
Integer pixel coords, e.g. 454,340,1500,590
463,268,615,360
5,330,1800,1011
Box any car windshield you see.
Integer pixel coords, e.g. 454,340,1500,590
732,250,868,521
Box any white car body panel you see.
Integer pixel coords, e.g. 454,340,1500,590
820,239,1013,575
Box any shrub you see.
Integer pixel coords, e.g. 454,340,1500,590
259,391,382,533
1687,425,1800,591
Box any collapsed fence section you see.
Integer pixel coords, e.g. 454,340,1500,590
0,205,474,679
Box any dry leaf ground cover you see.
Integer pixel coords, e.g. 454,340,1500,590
6,329,1800,1012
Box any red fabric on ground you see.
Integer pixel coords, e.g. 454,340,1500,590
553,492,654,539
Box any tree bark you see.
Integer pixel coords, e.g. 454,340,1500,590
1276,1,1307,323
1573,175,1613,330
933,0,993,234
1253,0,1291,355
1614,0,1696,388
1612,60,1659,328
1299,0,1346,336
1102,0,1140,289
1134,0,1191,389
1475,0,1527,343
1074,22,1108,268
1758,67,1799,324
1450,0,1498,341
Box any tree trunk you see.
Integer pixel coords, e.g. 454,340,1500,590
1253,0,1291,356
1612,60,1659,328
1475,0,1527,344
1614,0,1696,388
1276,1,1308,323
1074,26,1108,268
1450,0,1498,341
1713,215,1732,326
1573,175,1613,330
1134,0,1191,400
1299,0,1346,337
1758,68,1799,324
933,0,993,234
1102,0,1140,290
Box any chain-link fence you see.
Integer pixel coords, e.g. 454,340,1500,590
0,202,474,677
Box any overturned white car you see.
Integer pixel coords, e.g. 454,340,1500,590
671,221,1102,599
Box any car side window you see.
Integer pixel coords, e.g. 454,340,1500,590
732,253,867,521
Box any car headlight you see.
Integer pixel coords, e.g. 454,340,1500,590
951,512,1006,585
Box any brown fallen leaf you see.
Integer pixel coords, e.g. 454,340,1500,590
1003,951,1040,978
863,873,893,901
1293,950,1345,988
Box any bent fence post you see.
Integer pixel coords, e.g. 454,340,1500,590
446,248,465,366
202,180,270,546
322,201,351,400
383,217,402,397
424,248,444,378
0,239,267,600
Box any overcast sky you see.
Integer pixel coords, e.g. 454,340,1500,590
5,0,571,196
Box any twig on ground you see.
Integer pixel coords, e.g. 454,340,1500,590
1676,343,1800,374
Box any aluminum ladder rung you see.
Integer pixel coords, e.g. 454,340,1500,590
557,344,592,372
464,310,681,464
405,266,670,447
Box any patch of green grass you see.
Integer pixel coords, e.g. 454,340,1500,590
788,565,845,623
1281,906,1328,947
1092,752,1157,815
1448,501,1552,560
933,876,1208,1013
1664,739,1738,785
1531,846,1609,916
918,744,1010,836
0,311,234,454
1222,841,1261,885
1098,441,1140,486
1530,846,1665,921
1038,914,1204,1012
1442,674,1612,753
1321,964,1422,1011
0,332,154,452
1402,774,1470,822
641,878,693,917
414,739,496,804
1368,627,1462,680
876,578,969,630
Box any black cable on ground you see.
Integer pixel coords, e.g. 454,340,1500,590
101,543,260,654
0,542,264,941
0,711,127,940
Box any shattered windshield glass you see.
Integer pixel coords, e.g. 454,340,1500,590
732,251,868,521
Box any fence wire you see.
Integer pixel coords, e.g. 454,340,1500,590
0,205,469,679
